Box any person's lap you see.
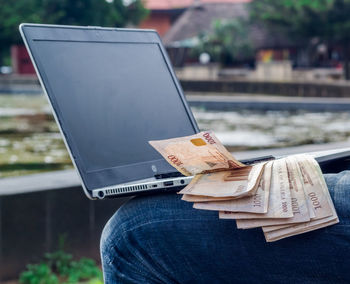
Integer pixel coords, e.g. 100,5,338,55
100,171,350,283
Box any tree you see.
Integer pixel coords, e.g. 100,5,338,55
194,19,254,66
0,0,148,65
250,0,350,79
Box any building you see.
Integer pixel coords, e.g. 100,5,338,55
160,0,296,67
139,0,193,36
163,0,251,45
139,0,250,37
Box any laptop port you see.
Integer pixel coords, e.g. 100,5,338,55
164,181,174,186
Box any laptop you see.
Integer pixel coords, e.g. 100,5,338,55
20,24,350,200
20,23,202,200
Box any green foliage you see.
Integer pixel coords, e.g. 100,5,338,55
250,0,350,44
0,0,149,63
19,253,103,284
250,0,350,78
88,278,103,284
19,236,103,284
19,263,59,284
63,258,103,283
193,18,254,66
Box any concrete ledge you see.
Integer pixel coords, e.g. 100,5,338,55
181,79,350,97
0,75,42,94
0,75,39,85
0,170,80,196
2,76,350,97
187,94,350,111
0,84,43,94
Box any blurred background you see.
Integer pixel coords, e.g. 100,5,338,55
1,0,350,283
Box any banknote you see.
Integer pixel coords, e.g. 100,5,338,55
182,194,241,202
262,155,338,242
178,162,266,198
193,161,272,213
233,157,311,228
295,155,333,219
263,216,339,242
262,155,325,233
262,223,289,233
220,158,293,221
149,131,245,176
149,130,339,242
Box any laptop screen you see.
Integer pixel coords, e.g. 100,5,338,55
22,26,198,190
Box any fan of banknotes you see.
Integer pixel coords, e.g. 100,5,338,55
149,131,339,242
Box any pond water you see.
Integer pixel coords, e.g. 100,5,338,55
193,108,350,151
0,95,71,177
1,94,349,177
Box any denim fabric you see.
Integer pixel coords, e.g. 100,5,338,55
100,171,350,284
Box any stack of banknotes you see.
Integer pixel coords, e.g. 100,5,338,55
149,131,338,242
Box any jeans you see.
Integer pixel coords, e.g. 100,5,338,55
100,171,350,283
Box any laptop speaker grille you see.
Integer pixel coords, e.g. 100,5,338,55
105,184,148,195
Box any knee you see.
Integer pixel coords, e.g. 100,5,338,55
100,204,137,283
100,198,167,283
100,194,183,265
100,210,121,266
100,198,150,266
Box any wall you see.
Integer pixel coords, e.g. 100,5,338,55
11,45,36,75
0,171,129,281
139,12,171,36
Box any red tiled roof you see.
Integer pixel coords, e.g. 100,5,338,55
143,0,192,10
202,0,251,3
143,0,251,10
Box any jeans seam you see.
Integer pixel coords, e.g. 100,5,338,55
108,224,176,284
123,239,167,284
118,217,221,238
111,243,153,281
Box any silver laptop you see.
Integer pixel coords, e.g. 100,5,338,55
20,23,199,200
20,23,350,200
